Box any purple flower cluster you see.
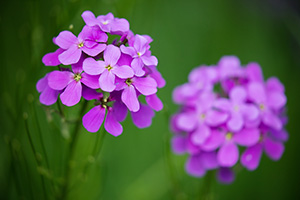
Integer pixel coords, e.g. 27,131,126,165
36,11,165,136
171,56,288,183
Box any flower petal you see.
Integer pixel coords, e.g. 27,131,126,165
262,111,282,130
82,43,106,57
131,58,145,77
191,124,211,145
104,44,121,66
81,10,98,26
55,31,77,49
217,142,239,167
267,91,287,110
229,86,247,103
202,129,225,151
145,94,163,111
217,168,235,184
99,70,116,92
40,86,59,106
104,110,123,136
48,71,73,90
171,136,187,154
58,45,82,65
112,100,128,122
241,144,263,171
133,77,157,96
120,45,135,57
205,110,228,126
82,106,105,133
81,73,100,89
247,82,266,104
264,137,284,161
202,152,218,170
176,112,198,132
60,81,82,106
233,128,260,146
83,58,106,75
185,155,206,177
121,85,139,112
112,65,134,79
131,104,155,128
141,55,158,66
42,48,64,66
227,114,244,132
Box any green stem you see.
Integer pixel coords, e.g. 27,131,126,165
59,100,89,200
199,171,214,200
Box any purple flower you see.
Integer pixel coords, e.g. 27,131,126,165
55,25,107,65
82,92,124,136
82,11,129,34
247,81,286,130
36,74,59,105
121,34,158,76
48,63,99,106
214,86,259,132
83,44,134,92
116,76,157,112
170,56,288,183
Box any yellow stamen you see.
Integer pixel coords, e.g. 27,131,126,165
74,73,82,82
126,78,133,86
226,132,233,140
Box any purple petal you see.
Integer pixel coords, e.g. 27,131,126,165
40,86,59,106
133,35,148,54
112,65,134,79
247,82,266,104
202,152,219,170
121,85,139,112
104,110,123,136
185,155,206,177
242,104,259,122
48,71,73,90
120,45,136,57
81,10,98,26
217,142,239,167
112,100,128,122
191,124,211,145
82,86,101,100
36,75,48,92
131,58,145,77
233,128,260,146
267,91,287,110
176,112,198,132
131,104,155,128
266,77,284,93
82,43,106,57
145,94,163,111
205,110,228,126
264,137,284,160
227,114,244,132
99,70,116,92
55,31,77,49
262,111,282,130
213,99,231,111
229,86,247,103
42,48,64,66
202,129,225,151
132,77,157,96
241,144,263,171
141,55,158,66
83,58,106,75
104,45,121,66
81,73,100,89
148,66,166,88
60,81,82,106
246,62,264,83
82,105,105,133
270,129,289,142
58,45,82,65
111,18,130,33
171,136,187,154
217,168,235,184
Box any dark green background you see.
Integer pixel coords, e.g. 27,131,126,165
1,0,299,199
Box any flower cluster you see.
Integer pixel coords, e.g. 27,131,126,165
36,11,165,136
171,56,288,183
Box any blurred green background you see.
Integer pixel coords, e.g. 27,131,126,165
1,0,300,199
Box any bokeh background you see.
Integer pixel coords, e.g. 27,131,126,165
1,0,300,199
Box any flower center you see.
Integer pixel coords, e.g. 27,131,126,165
102,20,109,25
74,73,82,82
137,52,142,57
233,105,239,112
126,78,133,86
78,42,84,48
259,103,265,111
225,132,233,140
106,65,113,71
199,113,206,121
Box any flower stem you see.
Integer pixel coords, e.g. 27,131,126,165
59,100,89,200
199,170,214,200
